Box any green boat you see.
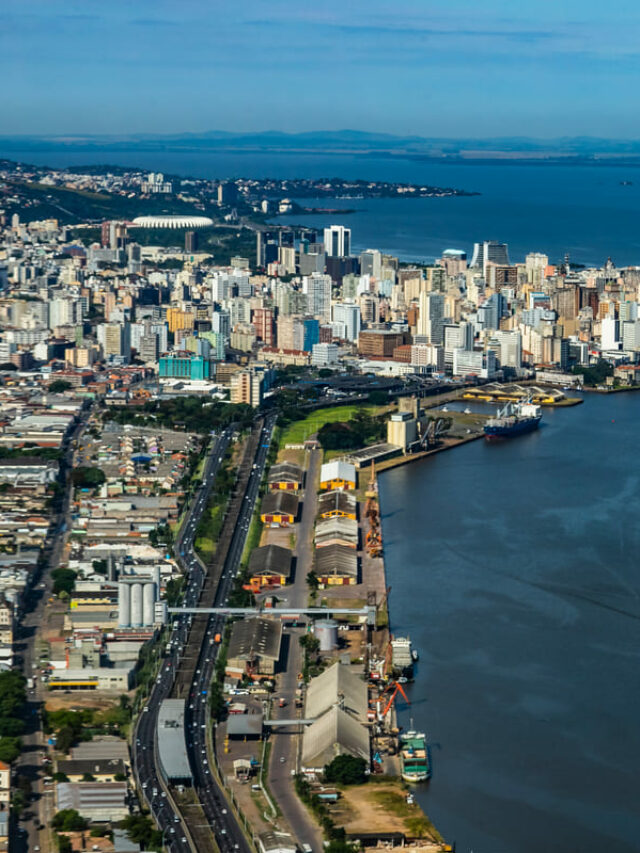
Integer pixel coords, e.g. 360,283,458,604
399,730,431,782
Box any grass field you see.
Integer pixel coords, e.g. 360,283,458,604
280,404,381,446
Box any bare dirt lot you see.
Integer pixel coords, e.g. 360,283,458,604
330,780,443,843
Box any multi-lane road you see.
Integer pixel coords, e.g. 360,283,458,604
134,414,276,852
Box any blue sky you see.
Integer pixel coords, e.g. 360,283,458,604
1,0,639,137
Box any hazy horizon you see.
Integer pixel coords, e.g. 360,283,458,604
4,0,640,138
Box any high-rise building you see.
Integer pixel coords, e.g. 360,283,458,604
360,249,382,279
323,225,351,258
252,308,275,346
470,241,510,277
303,272,332,322
230,370,263,407
158,352,210,381
332,302,361,342
417,291,445,344
185,230,198,253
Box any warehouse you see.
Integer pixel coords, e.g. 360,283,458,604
305,662,368,722
317,490,357,521
226,617,283,679
314,544,358,585
247,545,292,590
260,492,299,527
56,781,129,822
56,758,127,782
315,517,358,549
268,462,303,492
319,460,356,491
301,706,370,772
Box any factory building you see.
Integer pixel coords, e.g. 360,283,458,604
314,544,358,585
267,462,303,492
260,492,299,527
317,490,357,521
247,545,292,591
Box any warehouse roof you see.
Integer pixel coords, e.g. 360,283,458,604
302,706,370,768
227,713,264,738
305,662,367,722
315,544,358,578
228,617,282,663
157,699,192,783
257,831,297,853
317,490,357,517
56,781,128,812
268,462,303,483
320,460,356,484
261,491,299,518
72,738,130,763
57,758,127,778
248,545,292,579
315,517,358,544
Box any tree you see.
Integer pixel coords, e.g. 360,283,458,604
71,467,106,489
306,570,319,593
81,772,95,781
55,835,73,853
51,568,77,596
324,755,368,785
52,809,88,832
0,737,22,764
52,772,69,783
55,726,76,755
48,380,73,393
0,363,17,372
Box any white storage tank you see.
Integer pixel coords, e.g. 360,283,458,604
143,582,156,627
131,582,143,628
314,619,338,651
118,581,131,628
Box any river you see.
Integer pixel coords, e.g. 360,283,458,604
5,147,640,266
379,392,640,853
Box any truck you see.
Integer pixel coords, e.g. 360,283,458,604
26,677,34,690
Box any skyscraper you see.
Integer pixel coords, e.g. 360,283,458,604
417,291,445,344
470,241,510,277
303,273,332,322
323,225,351,258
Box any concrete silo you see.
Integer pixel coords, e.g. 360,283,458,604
143,581,156,627
118,581,131,628
131,582,143,628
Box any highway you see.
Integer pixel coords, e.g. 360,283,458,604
133,426,233,852
133,413,276,852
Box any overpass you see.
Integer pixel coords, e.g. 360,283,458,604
168,605,377,624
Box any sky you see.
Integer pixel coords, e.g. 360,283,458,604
2,0,640,138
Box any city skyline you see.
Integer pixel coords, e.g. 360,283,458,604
3,0,640,137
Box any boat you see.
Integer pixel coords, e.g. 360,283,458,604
399,730,431,782
463,407,471,414
411,649,419,662
391,637,414,680
441,405,449,412
484,398,542,440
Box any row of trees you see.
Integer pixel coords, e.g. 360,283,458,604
317,411,386,451
0,671,27,763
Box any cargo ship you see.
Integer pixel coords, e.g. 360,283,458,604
484,399,542,440
399,730,431,782
391,637,414,680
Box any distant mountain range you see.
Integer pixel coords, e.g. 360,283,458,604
2,130,640,159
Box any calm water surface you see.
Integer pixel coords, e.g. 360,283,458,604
5,148,640,265
380,393,640,853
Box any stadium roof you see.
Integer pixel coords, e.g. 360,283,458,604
132,215,214,229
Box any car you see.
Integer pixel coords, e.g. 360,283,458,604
182,838,187,843
143,706,149,712
280,756,286,763
222,808,227,814
161,791,167,797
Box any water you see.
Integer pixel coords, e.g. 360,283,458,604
379,393,640,853
4,147,640,265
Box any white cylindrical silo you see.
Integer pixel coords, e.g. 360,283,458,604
314,619,338,651
143,582,155,627
118,581,131,628
131,583,143,628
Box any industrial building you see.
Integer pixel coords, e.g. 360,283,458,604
56,781,129,822
314,544,358,585
317,490,357,520
302,662,370,772
157,699,193,784
226,617,282,679
319,460,356,491
48,667,133,691
314,517,358,549
260,492,299,527
56,758,127,782
267,462,303,492
247,545,292,590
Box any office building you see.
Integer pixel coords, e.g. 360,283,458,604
417,291,445,344
470,241,510,277
158,352,210,381
303,272,332,322
323,225,351,258
332,302,361,342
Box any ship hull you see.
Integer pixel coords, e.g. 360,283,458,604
484,416,541,440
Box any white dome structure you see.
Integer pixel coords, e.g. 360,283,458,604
131,215,214,229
